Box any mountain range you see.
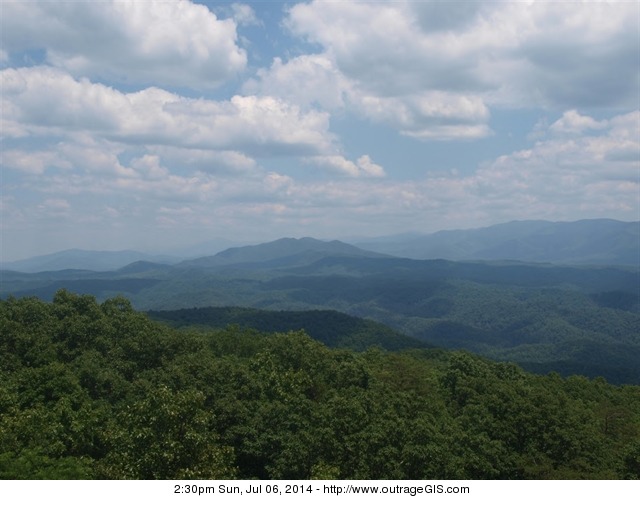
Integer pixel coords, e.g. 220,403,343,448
179,237,385,269
351,218,639,266
1,218,639,384
0,249,179,273
3,218,637,272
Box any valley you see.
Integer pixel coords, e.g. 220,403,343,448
2,220,639,385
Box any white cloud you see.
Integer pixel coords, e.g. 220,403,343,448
307,155,359,177
1,67,336,156
354,91,491,141
307,154,385,178
150,147,258,175
112,170,219,202
243,2,638,141
244,54,351,110
288,110,639,230
4,107,637,258
248,54,491,140
286,0,639,110
411,0,487,33
230,3,260,27
467,110,639,214
502,1,639,109
37,198,71,218
130,155,170,180
264,172,294,194
0,0,246,89
2,149,71,175
7,110,636,244
2,135,136,179
356,155,385,178
1,2,637,260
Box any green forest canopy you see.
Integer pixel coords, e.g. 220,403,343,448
1,290,639,479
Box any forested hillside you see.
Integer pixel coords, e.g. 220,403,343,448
147,306,429,351
1,291,639,479
2,250,639,385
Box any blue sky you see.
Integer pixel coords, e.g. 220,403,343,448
1,0,638,261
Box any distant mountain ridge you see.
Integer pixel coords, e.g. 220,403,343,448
178,237,387,269
2,230,639,384
5,219,637,272
352,219,639,266
0,249,178,273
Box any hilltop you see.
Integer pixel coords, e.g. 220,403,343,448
178,237,387,269
352,219,639,266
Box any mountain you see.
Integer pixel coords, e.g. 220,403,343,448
178,237,387,269
147,306,429,352
116,260,174,274
1,249,178,272
352,219,639,265
163,237,252,259
2,224,639,384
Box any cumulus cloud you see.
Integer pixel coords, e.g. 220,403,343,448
505,2,639,109
288,110,639,231
5,108,637,257
307,154,385,178
244,54,351,110
7,108,636,238
412,0,486,33
287,0,494,95
248,54,491,140
466,110,639,216
550,110,609,135
356,155,385,178
2,1,637,259
3,135,139,180
354,91,491,140
243,0,638,142
150,147,258,175
1,67,335,156
286,0,639,110
230,3,260,27
2,149,71,175
0,0,246,89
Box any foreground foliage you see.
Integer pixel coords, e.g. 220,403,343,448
1,291,639,479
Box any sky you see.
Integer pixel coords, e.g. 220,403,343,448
1,0,639,261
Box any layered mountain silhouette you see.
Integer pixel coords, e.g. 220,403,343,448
2,220,639,384
352,219,639,266
1,249,178,273
4,219,637,272
177,237,387,269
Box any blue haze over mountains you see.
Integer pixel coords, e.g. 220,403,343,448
2,219,638,272
1,218,639,384
351,219,639,266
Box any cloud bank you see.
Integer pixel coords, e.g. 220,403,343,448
1,0,637,259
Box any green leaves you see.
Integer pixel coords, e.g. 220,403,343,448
1,292,638,479
97,385,236,479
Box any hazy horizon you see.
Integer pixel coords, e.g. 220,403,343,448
2,217,637,266
2,1,638,262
